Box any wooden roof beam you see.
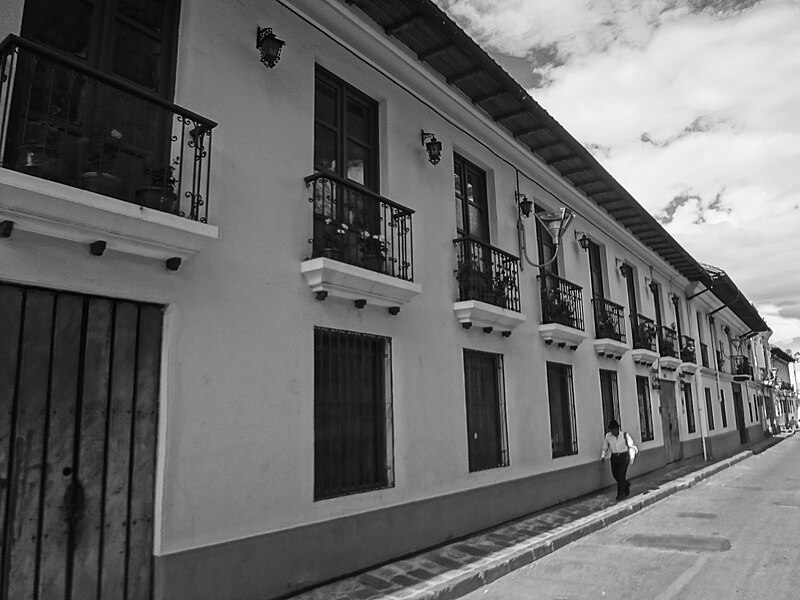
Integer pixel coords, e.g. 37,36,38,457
513,125,548,138
472,88,508,104
494,107,528,122
446,67,483,85
418,42,455,61
385,14,425,36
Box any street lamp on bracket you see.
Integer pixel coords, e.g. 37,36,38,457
515,193,575,270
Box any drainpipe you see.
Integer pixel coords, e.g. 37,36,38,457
694,371,708,461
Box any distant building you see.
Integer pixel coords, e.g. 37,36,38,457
0,1,774,598
770,346,797,429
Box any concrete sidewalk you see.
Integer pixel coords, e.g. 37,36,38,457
288,434,789,600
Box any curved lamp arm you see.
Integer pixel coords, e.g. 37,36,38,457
517,218,560,269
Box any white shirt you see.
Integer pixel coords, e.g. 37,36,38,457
600,431,631,459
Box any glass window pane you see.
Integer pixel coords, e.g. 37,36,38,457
468,204,484,238
118,0,166,33
24,0,93,58
315,80,338,127
112,22,161,90
346,143,368,185
346,98,370,143
314,124,337,173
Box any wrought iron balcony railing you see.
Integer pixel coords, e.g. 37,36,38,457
658,326,678,358
631,314,657,351
0,35,216,222
730,355,753,378
591,297,626,343
779,380,794,392
453,237,520,312
700,342,710,368
538,272,584,330
680,335,696,363
306,172,414,281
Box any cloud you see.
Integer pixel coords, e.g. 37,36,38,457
436,0,800,344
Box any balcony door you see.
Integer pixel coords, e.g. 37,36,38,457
587,241,604,300
5,0,180,199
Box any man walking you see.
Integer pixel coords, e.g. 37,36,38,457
600,419,634,500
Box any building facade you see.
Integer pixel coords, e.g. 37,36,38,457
0,1,773,599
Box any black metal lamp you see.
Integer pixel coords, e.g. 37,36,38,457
256,27,285,68
574,231,590,250
420,131,442,165
648,280,658,294
535,207,574,247
516,192,533,218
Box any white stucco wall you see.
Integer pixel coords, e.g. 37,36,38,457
0,0,760,561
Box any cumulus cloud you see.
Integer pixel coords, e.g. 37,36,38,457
436,0,800,348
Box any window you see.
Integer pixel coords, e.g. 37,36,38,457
705,387,715,430
22,0,180,97
683,384,696,434
636,375,654,441
547,362,578,458
463,350,509,472
536,206,558,277
720,389,728,428
587,241,605,300
314,327,393,500
314,66,379,190
599,369,619,431
454,154,489,242
748,398,754,422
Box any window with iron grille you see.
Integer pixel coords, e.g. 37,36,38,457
599,369,619,431
705,387,715,430
636,375,654,441
314,327,393,500
683,384,696,434
547,362,578,458
463,349,509,472
719,389,728,428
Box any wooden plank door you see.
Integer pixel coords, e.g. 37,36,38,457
0,283,161,600
731,384,749,445
659,381,682,463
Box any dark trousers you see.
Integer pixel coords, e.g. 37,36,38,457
610,452,629,499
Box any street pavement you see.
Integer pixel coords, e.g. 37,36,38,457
288,433,789,600
460,431,800,599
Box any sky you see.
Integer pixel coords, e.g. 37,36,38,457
434,0,800,353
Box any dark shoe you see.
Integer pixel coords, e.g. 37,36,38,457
625,482,631,497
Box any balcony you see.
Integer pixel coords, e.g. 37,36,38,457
631,314,658,367
779,380,794,393
300,172,420,312
452,237,525,335
591,298,627,359
730,355,753,381
657,325,681,372
0,35,218,268
537,272,586,350
679,335,699,374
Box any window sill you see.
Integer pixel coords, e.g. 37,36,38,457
453,300,526,335
593,338,629,360
301,257,421,310
538,322,587,350
631,348,659,367
0,168,218,264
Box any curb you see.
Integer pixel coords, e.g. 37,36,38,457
403,447,759,600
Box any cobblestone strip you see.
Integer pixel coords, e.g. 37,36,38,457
289,445,777,600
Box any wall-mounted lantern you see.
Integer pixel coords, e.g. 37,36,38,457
257,27,285,68
574,230,590,251
648,280,658,295
515,191,533,218
420,131,442,165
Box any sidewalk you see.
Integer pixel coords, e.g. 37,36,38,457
288,433,789,600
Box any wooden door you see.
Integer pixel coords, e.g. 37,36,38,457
0,283,161,600
732,384,749,444
659,381,682,463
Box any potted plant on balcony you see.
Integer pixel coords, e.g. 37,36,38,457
135,159,179,214
542,288,574,326
485,273,515,309
358,230,389,273
595,312,618,339
318,218,349,260
635,321,656,350
80,129,123,196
